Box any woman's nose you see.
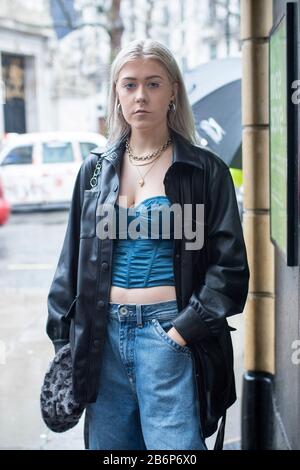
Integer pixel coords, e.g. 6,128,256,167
136,97,146,103
135,86,147,101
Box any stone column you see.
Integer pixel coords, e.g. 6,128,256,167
241,0,274,449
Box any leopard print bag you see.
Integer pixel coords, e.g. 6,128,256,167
40,343,85,433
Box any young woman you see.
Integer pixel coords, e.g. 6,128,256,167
46,39,249,450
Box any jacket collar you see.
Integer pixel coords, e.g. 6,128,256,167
90,127,204,169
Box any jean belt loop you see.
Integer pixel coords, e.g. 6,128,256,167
136,304,143,328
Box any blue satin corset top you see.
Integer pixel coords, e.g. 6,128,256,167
110,195,175,288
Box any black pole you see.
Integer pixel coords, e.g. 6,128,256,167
241,371,274,449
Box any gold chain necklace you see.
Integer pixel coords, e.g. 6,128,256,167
129,151,163,187
126,138,172,187
125,137,172,162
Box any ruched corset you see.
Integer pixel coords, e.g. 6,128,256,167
111,195,175,288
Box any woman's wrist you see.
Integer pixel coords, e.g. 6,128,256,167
166,326,187,346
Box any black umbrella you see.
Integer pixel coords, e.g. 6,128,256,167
184,58,242,169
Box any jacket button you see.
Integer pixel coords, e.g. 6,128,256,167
102,261,108,271
93,339,101,348
175,253,180,258
98,300,105,308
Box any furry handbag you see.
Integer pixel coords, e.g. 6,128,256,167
40,343,85,433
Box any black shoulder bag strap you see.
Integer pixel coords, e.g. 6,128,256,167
213,412,227,450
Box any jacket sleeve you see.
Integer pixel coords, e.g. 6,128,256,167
171,165,250,344
46,157,95,353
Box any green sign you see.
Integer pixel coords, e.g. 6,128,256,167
269,2,298,266
269,15,287,257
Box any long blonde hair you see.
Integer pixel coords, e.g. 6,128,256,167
105,39,199,146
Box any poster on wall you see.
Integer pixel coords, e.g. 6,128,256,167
269,2,298,266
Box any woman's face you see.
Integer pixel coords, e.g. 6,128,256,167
115,57,178,131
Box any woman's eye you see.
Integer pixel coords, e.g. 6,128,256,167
124,82,160,89
124,83,135,89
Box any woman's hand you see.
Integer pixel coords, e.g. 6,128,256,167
166,326,187,347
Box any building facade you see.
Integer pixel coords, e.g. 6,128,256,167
270,0,300,450
241,0,300,450
0,0,55,137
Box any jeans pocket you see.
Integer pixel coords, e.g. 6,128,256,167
152,318,191,357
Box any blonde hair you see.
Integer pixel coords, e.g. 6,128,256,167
105,39,199,146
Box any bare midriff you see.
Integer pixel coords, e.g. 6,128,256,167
109,285,177,304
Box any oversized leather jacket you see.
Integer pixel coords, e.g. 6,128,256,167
46,127,249,406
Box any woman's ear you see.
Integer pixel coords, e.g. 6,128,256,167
115,82,119,100
171,81,179,101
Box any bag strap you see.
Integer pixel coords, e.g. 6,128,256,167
213,412,227,450
90,154,104,189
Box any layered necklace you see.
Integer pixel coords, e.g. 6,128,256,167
125,137,172,187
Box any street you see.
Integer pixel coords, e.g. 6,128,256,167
0,210,244,450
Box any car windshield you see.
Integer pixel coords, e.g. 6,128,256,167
1,145,33,165
42,141,74,163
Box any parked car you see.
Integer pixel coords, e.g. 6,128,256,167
0,176,10,225
0,131,107,210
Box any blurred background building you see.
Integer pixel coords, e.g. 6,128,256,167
0,0,54,136
0,0,241,138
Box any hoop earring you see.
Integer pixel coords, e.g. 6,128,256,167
168,101,176,112
117,102,122,113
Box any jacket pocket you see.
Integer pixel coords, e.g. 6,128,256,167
80,190,99,238
64,295,79,320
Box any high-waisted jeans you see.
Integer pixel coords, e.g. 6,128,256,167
86,299,207,450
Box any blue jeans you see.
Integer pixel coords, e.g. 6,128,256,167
86,299,207,450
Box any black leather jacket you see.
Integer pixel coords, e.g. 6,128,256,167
46,128,249,409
